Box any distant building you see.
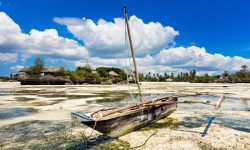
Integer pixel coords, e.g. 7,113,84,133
166,78,173,82
124,68,134,81
85,63,92,70
19,66,64,76
108,71,119,77
85,59,92,70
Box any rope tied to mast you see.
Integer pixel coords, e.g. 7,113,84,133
124,17,136,103
123,5,144,103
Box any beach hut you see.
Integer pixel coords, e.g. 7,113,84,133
19,66,64,76
108,71,119,77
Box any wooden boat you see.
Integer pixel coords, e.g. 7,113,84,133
71,5,178,137
71,97,177,137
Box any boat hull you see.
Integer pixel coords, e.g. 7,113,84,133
83,101,177,137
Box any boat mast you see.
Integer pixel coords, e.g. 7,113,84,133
123,5,143,102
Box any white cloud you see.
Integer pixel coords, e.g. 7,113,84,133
54,16,179,58
0,53,18,63
0,12,88,64
0,12,26,54
0,12,22,63
10,65,24,72
54,15,250,75
70,46,250,75
155,46,250,74
23,29,88,60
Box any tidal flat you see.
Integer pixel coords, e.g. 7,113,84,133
0,82,249,149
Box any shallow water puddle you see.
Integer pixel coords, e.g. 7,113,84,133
212,115,250,132
0,107,37,119
86,92,173,107
0,92,11,96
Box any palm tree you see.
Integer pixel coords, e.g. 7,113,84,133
241,65,248,72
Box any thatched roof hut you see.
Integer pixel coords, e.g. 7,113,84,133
19,67,31,73
41,67,64,73
19,66,64,73
108,71,119,77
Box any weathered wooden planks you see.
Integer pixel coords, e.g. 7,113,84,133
74,96,178,137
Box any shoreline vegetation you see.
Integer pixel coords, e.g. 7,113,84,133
1,58,250,85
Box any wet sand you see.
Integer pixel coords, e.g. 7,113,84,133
0,82,249,149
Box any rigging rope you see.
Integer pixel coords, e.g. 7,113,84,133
124,21,136,103
129,129,158,149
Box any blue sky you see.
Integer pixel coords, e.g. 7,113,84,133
0,0,250,75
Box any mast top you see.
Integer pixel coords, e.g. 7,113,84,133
123,5,127,13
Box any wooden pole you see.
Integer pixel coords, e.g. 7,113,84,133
123,5,143,102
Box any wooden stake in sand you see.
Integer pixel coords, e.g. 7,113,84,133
215,95,225,110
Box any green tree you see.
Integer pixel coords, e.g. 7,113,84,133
145,72,152,81
236,65,249,80
76,66,92,73
139,73,145,81
189,70,196,82
35,58,44,70
96,67,108,77
119,71,127,80
70,72,83,83
170,73,174,79
29,58,44,75
156,73,160,81
222,71,229,78
85,72,101,83
229,74,240,83
164,72,169,79
241,65,248,72
159,75,165,82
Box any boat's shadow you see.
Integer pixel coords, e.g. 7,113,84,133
67,134,130,149
67,135,115,149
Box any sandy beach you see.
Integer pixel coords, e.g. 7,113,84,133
0,82,249,149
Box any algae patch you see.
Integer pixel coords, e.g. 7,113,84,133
88,139,130,150
141,117,179,131
0,120,89,149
